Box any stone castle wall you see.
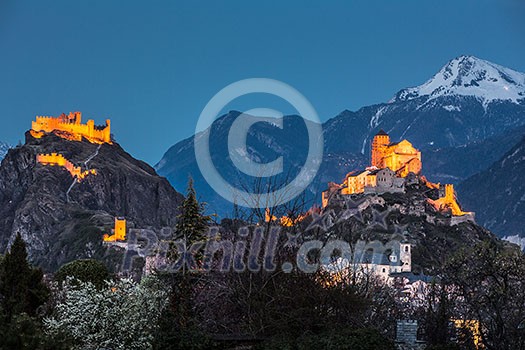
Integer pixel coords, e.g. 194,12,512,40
36,153,96,180
31,112,111,144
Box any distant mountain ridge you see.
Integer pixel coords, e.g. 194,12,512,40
157,56,525,233
458,136,525,238
424,124,525,183
0,141,9,161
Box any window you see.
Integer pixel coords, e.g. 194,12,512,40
405,246,409,252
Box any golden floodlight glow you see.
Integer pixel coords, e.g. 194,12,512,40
31,111,111,144
103,217,127,242
36,153,97,181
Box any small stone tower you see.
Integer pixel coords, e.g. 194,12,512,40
444,184,455,201
104,217,127,242
114,217,127,241
371,129,390,167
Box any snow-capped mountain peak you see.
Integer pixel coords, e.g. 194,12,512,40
392,55,525,105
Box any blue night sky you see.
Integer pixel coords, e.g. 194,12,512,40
1,0,524,164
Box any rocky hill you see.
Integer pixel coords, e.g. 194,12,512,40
315,178,498,273
458,136,525,239
0,130,183,271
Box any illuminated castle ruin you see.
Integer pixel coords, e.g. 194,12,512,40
36,153,97,180
103,217,127,242
31,111,111,144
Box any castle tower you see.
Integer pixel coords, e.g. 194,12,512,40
87,119,95,139
444,184,455,201
104,119,111,143
114,217,126,241
371,130,390,167
73,111,82,124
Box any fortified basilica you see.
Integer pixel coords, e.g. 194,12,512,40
322,130,473,219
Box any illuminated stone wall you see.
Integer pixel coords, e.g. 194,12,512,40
36,153,97,180
31,112,111,144
429,184,470,216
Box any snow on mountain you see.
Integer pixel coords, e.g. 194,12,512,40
503,235,525,251
0,142,10,161
392,55,525,106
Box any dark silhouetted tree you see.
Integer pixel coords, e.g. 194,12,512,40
154,178,214,350
0,233,48,322
175,177,212,245
0,233,53,349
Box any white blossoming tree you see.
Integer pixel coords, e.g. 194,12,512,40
44,277,168,350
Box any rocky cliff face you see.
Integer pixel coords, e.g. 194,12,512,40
0,131,183,271
317,179,499,273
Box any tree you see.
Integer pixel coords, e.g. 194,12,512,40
55,259,110,289
423,280,454,347
0,234,52,349
155,178,214,349
256,328,396,350
0,233,49,322
444,241,525,350
44,277,168,350
174,177,212,245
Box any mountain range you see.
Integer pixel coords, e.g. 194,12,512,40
156,55,525,238
0,54,523,274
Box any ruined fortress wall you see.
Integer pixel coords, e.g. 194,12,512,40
37,153,80,177
36,153,96,180
32,115,111,144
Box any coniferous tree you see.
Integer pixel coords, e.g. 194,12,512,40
154,178,214,349
175,177,212,245
0,233,48,322
0,233,51,349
